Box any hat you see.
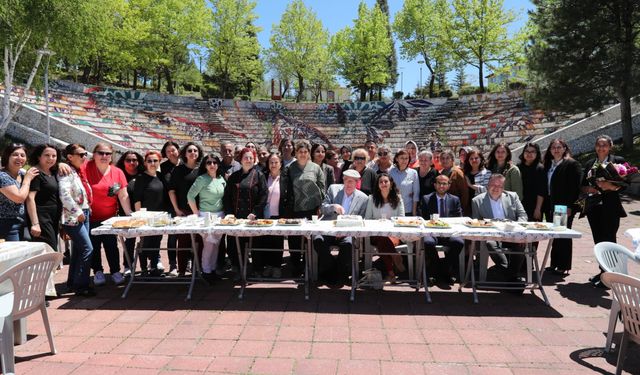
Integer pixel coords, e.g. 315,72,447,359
342,169,361,179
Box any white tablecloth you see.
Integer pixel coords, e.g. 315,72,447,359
0,241,57,296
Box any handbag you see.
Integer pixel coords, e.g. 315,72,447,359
359,268,383,290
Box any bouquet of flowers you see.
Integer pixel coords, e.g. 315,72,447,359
585,161,639,188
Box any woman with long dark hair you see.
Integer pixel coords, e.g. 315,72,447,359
486,142,523,200
543,139,582,275
389,149,420,216
0,143,39,241
463,148,492,198
59,144,94,296
311,143,335,189
517,142,546,221
278,138,296,168
115,151,145,274
26,144,61,250
364,173,406,282
159,141,181,276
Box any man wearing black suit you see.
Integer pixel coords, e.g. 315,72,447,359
420,175,464,284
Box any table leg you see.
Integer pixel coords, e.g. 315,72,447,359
305,236,310,300
531,245,551,306
419,240,431,303
350,238,361,302
120,235,135,299
186,234,200,301
470,241,479,303
539,238,554,279
236,236,246,300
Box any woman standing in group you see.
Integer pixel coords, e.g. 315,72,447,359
115,151,144,274
517,143,546,222
389,149,420,216
224,148,267,276
311,143,335,189
59,144,94,296
364,173,405,282
458,146,472,170
405,141,420,169
86,143,131,286
279,138,296,168
348,148,377,196
371,145,393,174
581,135,626,287
463,148,492,198
26,144,61,251
339,145,353,173
159,141,181,276
0,144,39,241
326,150,342,184
168,142,203,276
255,152,284,278
543,139,582,275
415,150,439,200
486,142,523,200
280,140,324,277
132,151,166,276
188,153,226,281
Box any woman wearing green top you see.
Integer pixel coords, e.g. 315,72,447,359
486,142,523,200
188,153,226,281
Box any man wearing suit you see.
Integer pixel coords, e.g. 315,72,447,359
421,175,464,284
472,174,528,281
314,170,368,285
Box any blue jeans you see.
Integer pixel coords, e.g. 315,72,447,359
65,210,93,291
0,218,23,241
90,221,120,274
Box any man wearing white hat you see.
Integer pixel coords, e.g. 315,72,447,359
314,169,368,286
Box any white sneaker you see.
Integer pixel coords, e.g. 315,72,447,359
169,268,179,277
112,272,125,285
94,271,106,286
156,261,165,272
123,268,131,277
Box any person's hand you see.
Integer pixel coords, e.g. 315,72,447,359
175,208,186,217
596,180,617,191
57,162,72,176
30,223,41,237
247,213,256,220
24,167,40,182
567,208,572,217
77,213,86,223
334,205,345,215
533,208,542,221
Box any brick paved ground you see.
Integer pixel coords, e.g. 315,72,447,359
9,196,640,374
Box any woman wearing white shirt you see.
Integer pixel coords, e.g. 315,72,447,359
388,149,420,216
256,152,284,278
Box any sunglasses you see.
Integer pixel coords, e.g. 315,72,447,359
74,152,88,157
125,159,138,163
377,152,388,156
206,160,218,166
353,156,366,161
146,159,160,164
96,151,113,156
187,148,199,153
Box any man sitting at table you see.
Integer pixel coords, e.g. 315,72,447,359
421,174,464,285
471,174,528,283
314,169,368,285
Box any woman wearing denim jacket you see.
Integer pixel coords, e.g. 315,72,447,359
59,144,95,296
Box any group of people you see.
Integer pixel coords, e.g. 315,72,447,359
0,134,626,294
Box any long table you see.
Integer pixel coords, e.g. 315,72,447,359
92,218,581,304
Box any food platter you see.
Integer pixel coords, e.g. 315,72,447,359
277,218,304,226
424,219,451,228
393,219,423,227
111,218,147,229
245,219,275,227
524,222,556,231
463,219,496,228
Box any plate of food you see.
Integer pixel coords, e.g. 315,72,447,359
463,219,496,228
278,218,304,226
393,217,424,227
424,219,451,228
524,222,555,231
245,219,275,227
111,218,147,229
217,215,240,226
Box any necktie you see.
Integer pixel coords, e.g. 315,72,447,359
439,198,445,217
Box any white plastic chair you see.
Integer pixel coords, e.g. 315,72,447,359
600,272,640,375
0,252,62,375
594,242,639,352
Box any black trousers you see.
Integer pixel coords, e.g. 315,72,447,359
547,210,576,271
587,204,621,273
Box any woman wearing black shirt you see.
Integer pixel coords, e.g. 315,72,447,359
517,143,546,221
115,151,144,273
26,144,61,250
159,141,181,275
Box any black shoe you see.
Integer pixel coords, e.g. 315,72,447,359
589,273,602,284
592,279,610,289
448,276,458,285
427,277,437,287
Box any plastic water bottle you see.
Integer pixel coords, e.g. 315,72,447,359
553,205,567,227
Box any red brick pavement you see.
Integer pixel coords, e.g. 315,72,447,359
9,197,640,374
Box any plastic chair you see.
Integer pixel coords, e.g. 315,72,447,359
600,272,640,375
594,242,639,352
0,252,63,375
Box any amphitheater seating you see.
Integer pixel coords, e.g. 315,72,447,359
4,81,572,154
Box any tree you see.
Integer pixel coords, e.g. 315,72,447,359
267,0,331,102
206,0,263,99
528,0,640,151
376,0,398,94
393,0,451,97
445,0,517,92
331,1,392,101
454,64,467,92
1,0,89,136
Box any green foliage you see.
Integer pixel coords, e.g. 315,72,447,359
444,0,518,92
331,1,393,101
393,0,451,97
527,0,640,150
267,0,331,102
375,0,398,88
392,91,404,99
206,0,263,99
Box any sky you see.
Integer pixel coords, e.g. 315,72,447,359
250,0,534,96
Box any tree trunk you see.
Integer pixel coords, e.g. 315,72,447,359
478,50,485,92
618,92,633,151
142,73,147,89
296,74,304,102
133,70,138,90
164,66,174,94
156,73,161,91
618,2,634,151
359,85,367,101
81,65,91,83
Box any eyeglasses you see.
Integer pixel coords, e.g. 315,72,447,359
377,152,388,156
96,151,113,156
524,150,537,154
206,160,218,166
125,159,138,163
74,152,88,158
187,148,199,153
353,156,366,161
146,159,160,164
